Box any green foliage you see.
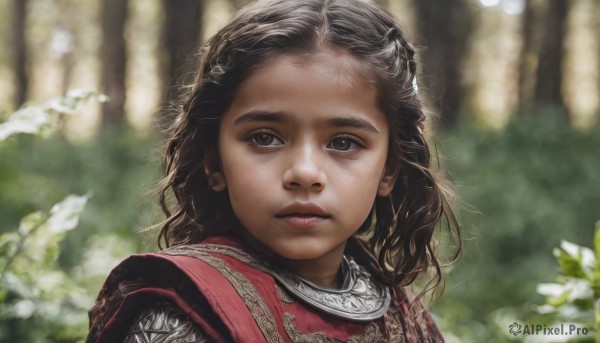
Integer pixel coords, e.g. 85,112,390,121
433,112,600,342
0,195,91,341
531,222,600,342
0,90,108,141
0,91,149,342
0,106,162,262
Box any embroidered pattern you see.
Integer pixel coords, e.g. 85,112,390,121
282,313,386,343
159,243,407,342
161,246,285,343
276,285,295,305
124,302,211,343
197,244,391,322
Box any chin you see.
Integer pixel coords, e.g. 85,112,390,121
279,252,321,261
274,244,327,261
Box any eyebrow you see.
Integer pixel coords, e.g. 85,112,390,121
233,110,380,134
234,110,290,125
324,117,380,134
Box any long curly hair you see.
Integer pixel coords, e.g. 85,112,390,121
158,0,460,294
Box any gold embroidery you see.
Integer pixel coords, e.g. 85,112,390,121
276,285,294,305
202,244,268,271
161,246,285,343
160,243,398,342
283,313,386,343
199,244,391,322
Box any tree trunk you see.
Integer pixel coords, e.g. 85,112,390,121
517,0,538,113
161,0,203,109
413,0,473,128
11,0,28,108
61,43,75,96
100,0,129,126
533,0,570,112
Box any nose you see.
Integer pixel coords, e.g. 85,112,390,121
283,143,326,191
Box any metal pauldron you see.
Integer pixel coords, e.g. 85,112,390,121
124,302,212,343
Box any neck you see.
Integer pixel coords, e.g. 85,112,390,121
279,251,345,289
239,232,346,289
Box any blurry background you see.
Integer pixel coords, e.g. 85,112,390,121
0,0,598,341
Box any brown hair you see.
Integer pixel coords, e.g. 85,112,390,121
158,0,460,294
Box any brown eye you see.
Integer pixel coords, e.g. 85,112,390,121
328,137,358,151
251,133,283,147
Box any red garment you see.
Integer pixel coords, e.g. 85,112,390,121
87,236,444,342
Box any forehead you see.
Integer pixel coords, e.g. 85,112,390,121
224,48,382,121
254,47,375,90
287,48,374,86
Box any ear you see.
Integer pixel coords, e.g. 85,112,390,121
207,173,227,192
377,160,399,197
203,149,227,192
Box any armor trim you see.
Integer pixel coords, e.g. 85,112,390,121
162,243,391,322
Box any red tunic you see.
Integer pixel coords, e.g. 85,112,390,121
87,236,444,342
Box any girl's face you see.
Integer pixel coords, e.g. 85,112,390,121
216,49,397,264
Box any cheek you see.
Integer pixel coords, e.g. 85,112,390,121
332,158,385,206
220,149,278,205
227,172,273,202
356,152,389,206
344,147,388,185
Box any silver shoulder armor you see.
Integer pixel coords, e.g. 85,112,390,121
124,302,212,343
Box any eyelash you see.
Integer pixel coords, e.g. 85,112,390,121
326,135,363,152
246,130,364,153
247,130,284,148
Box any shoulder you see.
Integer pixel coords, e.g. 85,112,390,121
124,302,213,343
101,236,248,290
87,237,262,343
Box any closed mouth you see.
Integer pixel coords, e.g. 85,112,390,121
276,213,329,219
276,202,331,218
275,213,328,228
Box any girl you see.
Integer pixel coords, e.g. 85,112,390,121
87,0,460,342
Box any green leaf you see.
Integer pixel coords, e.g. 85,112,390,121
548,289,571,307
0,232,20,257
18,211,47,236
0,288,8,303
555,246,588,280
555,241,595,280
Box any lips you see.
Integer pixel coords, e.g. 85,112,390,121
276,202,330,217
275,202,331,229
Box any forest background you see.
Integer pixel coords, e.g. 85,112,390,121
1,0,599,342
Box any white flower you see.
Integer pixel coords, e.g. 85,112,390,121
45,194,91,233
0,107,50,140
